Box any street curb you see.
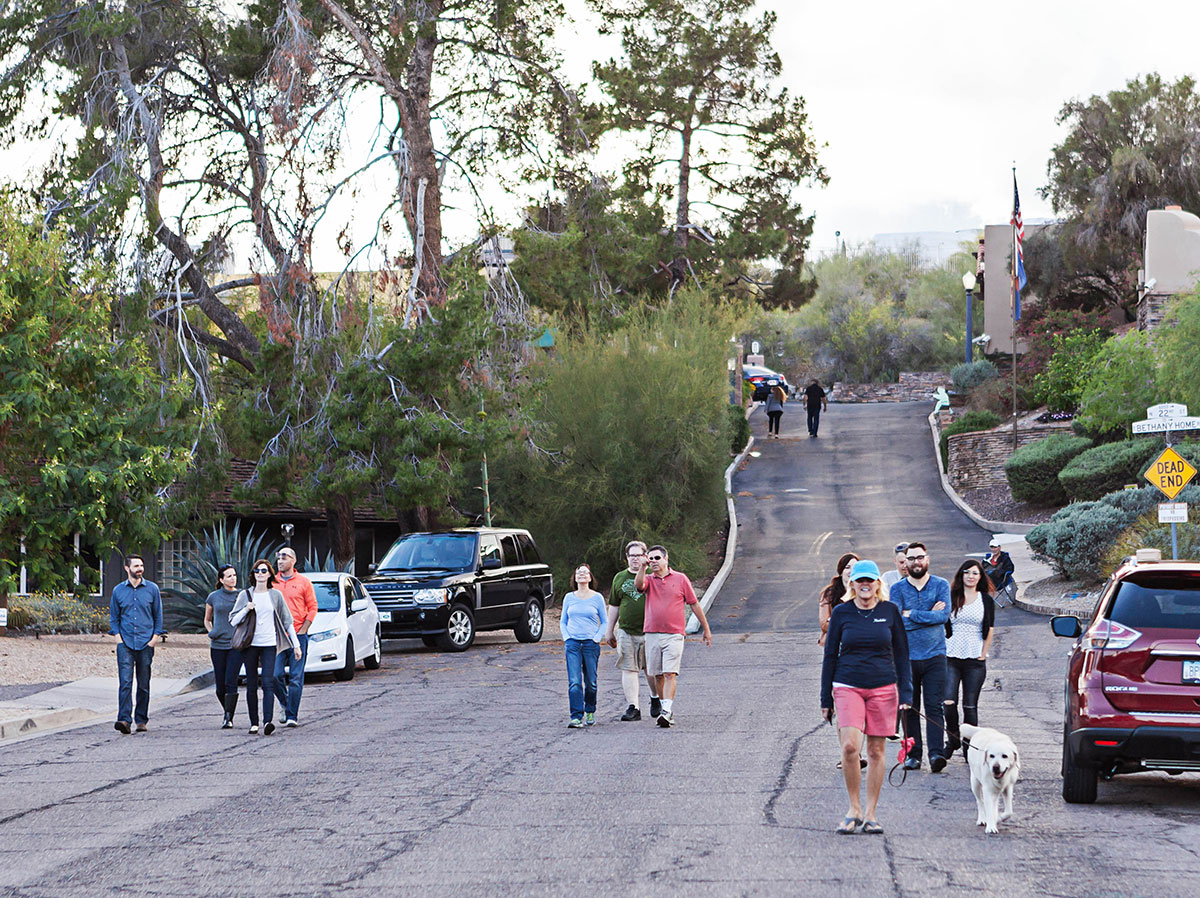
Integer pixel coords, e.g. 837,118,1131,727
181,669,215,694
0,707,102,742
1012,596,1094,619
926,410,1035,535
687,433,755,634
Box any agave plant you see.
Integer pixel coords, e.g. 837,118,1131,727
302,547,355,575
162,520,285,632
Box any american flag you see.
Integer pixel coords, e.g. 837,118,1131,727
1011,171,1027,321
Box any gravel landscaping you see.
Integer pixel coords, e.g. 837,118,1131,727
0,633,214,687
960,484,1058,524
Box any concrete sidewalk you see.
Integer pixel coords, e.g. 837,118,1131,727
0,671,213,742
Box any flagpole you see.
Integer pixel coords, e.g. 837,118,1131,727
1011,163,1018,452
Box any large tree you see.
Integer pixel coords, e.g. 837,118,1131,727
588,0,827,296
1039,73,1200,317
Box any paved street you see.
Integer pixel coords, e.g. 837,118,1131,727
3,402,1200,897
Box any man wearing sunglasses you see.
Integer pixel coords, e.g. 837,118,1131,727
887,542,950,772
272,547,317,727
605,540,661,721
880,543,909,591
634,545,712,728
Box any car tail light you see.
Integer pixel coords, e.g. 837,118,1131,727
1094,740,1120,746
1084,619,1143,650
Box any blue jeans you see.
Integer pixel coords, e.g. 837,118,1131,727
807,406,821,436
116,643,154,725
274,633,309,721
905,655,947,761
564,639,600,718
210,647,244,709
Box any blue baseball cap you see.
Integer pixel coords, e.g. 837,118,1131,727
848,560,881,581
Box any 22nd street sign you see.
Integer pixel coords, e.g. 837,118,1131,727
1145,447,1197,501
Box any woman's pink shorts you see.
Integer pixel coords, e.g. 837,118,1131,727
832,684,899,737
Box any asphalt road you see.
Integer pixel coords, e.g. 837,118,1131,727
3,402,1200,897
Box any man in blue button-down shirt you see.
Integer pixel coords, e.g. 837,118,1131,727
108,554,165,734
888,541,951,773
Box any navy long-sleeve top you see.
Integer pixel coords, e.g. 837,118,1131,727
820,599,913,709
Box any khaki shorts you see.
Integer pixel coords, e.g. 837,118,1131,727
645,632,686,677
615,629,646,672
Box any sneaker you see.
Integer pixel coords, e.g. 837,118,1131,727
657,711,674,728
650,697,662,718
285,719,298,728
114,721,131,735
621,704,642,721
278,714,289,725
930,755,947,773
584,712,596,726
902,756,920,771
135,724,147,733
567,717,584,728
249,725,259,734
264,722,276,736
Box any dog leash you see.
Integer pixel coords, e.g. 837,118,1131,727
889,708,980,787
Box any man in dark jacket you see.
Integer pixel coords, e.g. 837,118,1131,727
985,539,1015,605
804,380,828,438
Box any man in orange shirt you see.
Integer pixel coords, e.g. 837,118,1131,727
273,547,317,727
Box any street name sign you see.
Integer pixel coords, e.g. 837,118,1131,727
1132,402,1200,435
1149,403,1189,418
1160,503,1189,523
1145,447,1197,500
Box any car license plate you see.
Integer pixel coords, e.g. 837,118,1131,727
378,611,392,623
1183,660,1200,684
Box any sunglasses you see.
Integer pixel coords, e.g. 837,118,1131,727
648,555,665,562
253,567,270,574
894,544,909,554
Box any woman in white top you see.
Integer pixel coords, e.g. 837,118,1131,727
230,559,301,735
942,559,995,760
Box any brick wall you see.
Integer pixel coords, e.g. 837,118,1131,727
1138,291,1170,332
828,371,952,403
946,422,1075,489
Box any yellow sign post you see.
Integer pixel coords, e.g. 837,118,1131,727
1144,447,1197,501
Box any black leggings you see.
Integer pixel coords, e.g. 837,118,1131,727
944,657,986,748
767,410,782,434
210,647,244,709
240,645,277,726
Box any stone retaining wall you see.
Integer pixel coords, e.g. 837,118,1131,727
946,422,1075,490
828,371,952,403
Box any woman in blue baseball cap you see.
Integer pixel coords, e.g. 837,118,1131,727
820,559,913,835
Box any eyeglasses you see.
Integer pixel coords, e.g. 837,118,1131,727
904,554,927,562
253,567,270,574
627,551,645,557
276,552,293,559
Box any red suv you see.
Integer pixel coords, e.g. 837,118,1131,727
1052,558,1200,803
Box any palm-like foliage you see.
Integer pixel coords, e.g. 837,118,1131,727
162,521,284,632
302,548,354,575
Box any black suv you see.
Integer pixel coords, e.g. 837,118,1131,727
362,528,553,652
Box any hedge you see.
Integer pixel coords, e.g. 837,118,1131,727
1004,433,1093,506
939,410,1002,469
1057,438,1163,502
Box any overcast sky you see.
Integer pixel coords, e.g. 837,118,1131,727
768,0,1200,256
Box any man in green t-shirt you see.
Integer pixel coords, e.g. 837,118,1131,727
604,539,660,721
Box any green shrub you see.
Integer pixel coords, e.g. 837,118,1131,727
1076,330,1159,440
1057,438,1163,501
727,404,751,454
1034,329,1108,413
1103,504,1200,575
8,593,109,634
1005,433,1093,505
940,410,1003,469
951,360,999,393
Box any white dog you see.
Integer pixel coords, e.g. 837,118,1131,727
959,723,1021,834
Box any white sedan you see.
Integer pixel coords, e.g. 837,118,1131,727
304,572,383,681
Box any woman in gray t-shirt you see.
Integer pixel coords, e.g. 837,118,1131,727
765,385,786,439
205,565,243,729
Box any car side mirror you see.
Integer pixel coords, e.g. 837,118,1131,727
350,598,368,614
481,557,502,571
1050,616,1082,639
368,563,377,574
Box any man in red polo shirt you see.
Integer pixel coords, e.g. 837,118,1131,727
634,544,712,728
273,547,317,727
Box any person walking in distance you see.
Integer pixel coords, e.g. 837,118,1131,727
109,554,165,734
818,552,858,647
634,545,713,728
804,379,828,438
943,559,996,759
765,384,787,439
880,544,909,592
230,560,301,735
560,563,607,728
889,542,951,772
205,564,244,729
272,547,317,727
605,540,660,721
820,560,912,834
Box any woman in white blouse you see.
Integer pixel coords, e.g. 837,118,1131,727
942,559,995,760
230,559,302,735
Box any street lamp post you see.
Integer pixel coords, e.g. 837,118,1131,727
962,272,977,364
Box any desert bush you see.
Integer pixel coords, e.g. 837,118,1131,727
939,410,1002,469
728,404,751,454
1005,433,1093,505
1057,438,1163,501
951,360,999,393
8,593,109,634
1102,490,1200,575
1027,486,1166,580
1034,330,1108,413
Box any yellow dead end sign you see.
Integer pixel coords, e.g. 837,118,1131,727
1144,447,1197,500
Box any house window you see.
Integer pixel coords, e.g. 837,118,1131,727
16,535,104,596
158,536,200,592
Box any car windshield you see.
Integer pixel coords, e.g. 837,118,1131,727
377,533,476,571
312,582,341,613
1108,572,1200,629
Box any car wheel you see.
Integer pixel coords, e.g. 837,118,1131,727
514,597,544,643
1062,728,1098,804
437,604,475,652
334,638,356,681
363,627,382,669
421,635,438,648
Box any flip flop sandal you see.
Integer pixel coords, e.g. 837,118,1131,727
836,816,862,834
862,820,884,835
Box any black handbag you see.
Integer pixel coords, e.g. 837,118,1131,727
231,591,256,652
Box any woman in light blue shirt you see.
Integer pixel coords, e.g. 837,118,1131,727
560,563,607,728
